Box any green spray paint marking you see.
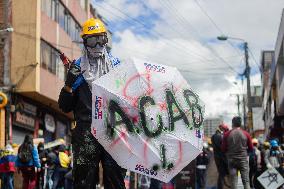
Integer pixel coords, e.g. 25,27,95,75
183,89,204,129
139,96,164,138
166,89,190,131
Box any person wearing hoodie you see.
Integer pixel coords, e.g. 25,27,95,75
196,142,210,189
222,116,253,189
52,145,70,189
58,18,125,189
46,148,57,189
211,123,229,189
264,140,282,172
16,135,41,189
0,144,17,189
36,142,48,189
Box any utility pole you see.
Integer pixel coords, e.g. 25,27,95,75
244,42,253,133
231,94,241,117
242,93,247,129
237,94,240,116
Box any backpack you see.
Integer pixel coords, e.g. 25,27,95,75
18,144,33,163
249,148,257,169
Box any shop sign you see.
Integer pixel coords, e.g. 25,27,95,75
45,114,55,133
22,101,37,116
56,121,66,139
15,112,35,129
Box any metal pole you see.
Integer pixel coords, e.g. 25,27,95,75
237,94,240,116
3,0,12,143
242,94,246,129
244,42,253,133
241,78,247,129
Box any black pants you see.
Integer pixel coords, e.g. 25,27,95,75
72,125,126,189
196,169,207,189
215,156,228,189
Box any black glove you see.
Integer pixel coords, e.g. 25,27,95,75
65,62,81,87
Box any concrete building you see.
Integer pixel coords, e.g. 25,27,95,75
0,0,111,146
262,9,284,142
250,85,265,138
203,118,223,137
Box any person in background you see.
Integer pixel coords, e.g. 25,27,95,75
0,147,4,187
46,148,57,189
211,123,229,189
280,144,284,176
222,116,253,189
149,178,162,189
0,144,17,189
249,138,261,189
16,135,41,189
260,141,270,172
196,142,210,189
264,140,282,172
37,142,48,189
52,145,70,189
64,145,73,189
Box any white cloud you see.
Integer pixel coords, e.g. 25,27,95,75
93,0,284,126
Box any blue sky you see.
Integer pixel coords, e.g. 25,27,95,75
92,0,284,124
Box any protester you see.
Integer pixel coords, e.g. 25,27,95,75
260,141,270,172
222,116,253,189
16,135,41,189
264,139,282,172
0,144,17,189
37,142,48,189
52,145,70,189
64,145,73,189
196,142,210,189
58,18,125,189
280,143,284,176
211,123,229,189
249,138,261,189
149,178,163,189
46,148,57,189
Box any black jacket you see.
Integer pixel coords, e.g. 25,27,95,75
196,150,210,166
211,131,223,158
58,81,92,125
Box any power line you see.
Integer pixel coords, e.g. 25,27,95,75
96,1,219,64
95,0,240,75
248,47,262,72
157,0,240,75
193,0,242,56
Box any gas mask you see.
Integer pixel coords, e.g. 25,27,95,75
83,34,108,60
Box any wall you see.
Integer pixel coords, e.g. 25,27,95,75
11,0,40,92
276,63,284,115
61,0,90,24
0,0,4,85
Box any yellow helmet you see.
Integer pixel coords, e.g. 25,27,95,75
81,18,106,37
263,141,270,147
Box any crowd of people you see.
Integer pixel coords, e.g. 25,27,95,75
0,135,72,189
208,116,284,189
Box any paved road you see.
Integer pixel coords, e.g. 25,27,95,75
206,151,244,189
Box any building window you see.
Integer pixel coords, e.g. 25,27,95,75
41,0,52,18
40,40,66,80
79,0,86,10
64,10,71,35
58,3,65,29
51,0,58,21
41,0,82,43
